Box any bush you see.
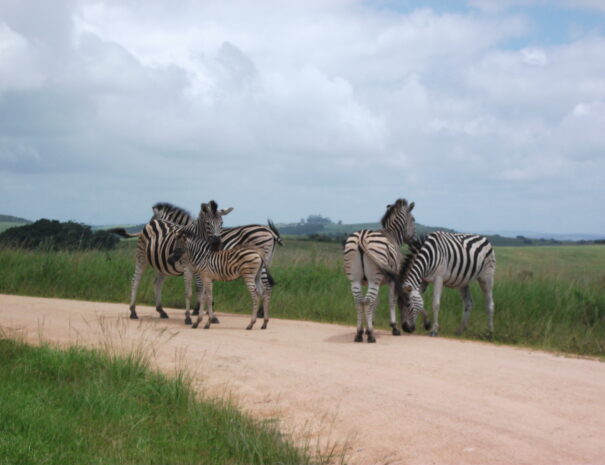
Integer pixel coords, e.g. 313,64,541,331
0,219,119,251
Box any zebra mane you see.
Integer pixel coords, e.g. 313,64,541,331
380,198,410,228
152,202,193,225
398,234,426,282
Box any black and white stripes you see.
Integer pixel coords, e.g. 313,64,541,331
170,204,274,330
394,231,496,336
343,199,416,343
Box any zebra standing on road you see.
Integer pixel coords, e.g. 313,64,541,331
109,202,230,320
392,231,496,337
169,202,275,330
343,199,416,343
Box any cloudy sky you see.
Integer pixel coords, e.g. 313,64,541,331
1,0,604,233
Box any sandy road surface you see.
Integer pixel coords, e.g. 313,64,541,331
1,294,604,465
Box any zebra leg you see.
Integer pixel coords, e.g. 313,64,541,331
129,259,146,319
153,274,169,318
351,282,364,342
245,277,261,330
456,286,473,334
388,283,401,336
192,272,201,316
202,280,215,329
183,268,193,325
478,273,495,333
364,282,380,343
192,277,210,329
429,277,444,337
260,272,272,330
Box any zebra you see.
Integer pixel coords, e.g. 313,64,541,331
154,205,283,318
168,202,275,330
108,202,230,320
343,198,416,343
392,231,496,337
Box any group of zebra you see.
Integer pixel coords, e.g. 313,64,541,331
110,197,495,343
344,198,496,343
109,201,282,330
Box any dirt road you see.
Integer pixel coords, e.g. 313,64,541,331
1,294,604,465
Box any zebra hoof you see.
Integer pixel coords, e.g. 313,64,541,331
211,316,220,324
391,326,401,336
367,334,376,343
192,322,200,329
157,307,169,319
246,324,253,330
402,322,415,333
261,320,268,329
429,330,439,337
203,323,211,329
354,332,363,343
184,317,192,325
129,314,138,320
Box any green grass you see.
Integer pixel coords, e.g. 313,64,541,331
0,241,604,357
0,336,327,465
0,222,26,233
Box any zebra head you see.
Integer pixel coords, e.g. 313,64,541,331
381,198,416,245
399,283,424,333
198,201,233,251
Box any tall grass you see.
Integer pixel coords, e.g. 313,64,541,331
0,336,329,465
0,241,604,357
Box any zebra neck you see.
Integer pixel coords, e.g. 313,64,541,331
403,252,428,290
383,224,406,246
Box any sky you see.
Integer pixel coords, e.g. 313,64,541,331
0,0,604,233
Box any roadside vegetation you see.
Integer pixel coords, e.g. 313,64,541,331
0,239,603,357
0,336,329,465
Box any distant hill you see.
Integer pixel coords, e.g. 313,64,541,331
0,214,32,233
0,214,31,224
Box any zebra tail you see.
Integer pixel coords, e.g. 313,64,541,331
267,219,284,246
107,228,141,238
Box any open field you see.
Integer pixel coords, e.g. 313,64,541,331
1,294,604,465
0,222,26,234
0,241,604,356
0,336,320,465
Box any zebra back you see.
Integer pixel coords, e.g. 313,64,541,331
221,221,283,262
152,202,194,226
401,231,495,290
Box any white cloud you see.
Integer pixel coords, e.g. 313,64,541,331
0,0,603,233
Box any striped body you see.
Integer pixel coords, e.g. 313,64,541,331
175,224,274,330
140,219,184,276
221,221,283,265
110,202,225,321
343,199,416,342
397,231,496,336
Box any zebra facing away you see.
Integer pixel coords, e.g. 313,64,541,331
393,231,496,337
109,202,230,320
343,199,416,343
168,202,274,330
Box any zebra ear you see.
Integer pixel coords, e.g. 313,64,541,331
220,207,234,216
408,202,415,212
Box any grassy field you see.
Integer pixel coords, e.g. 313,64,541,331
0,336,330,465
0,240,604,357
0,222,26,234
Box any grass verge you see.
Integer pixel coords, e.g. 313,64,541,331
0,241,604,357
0,335,330,465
